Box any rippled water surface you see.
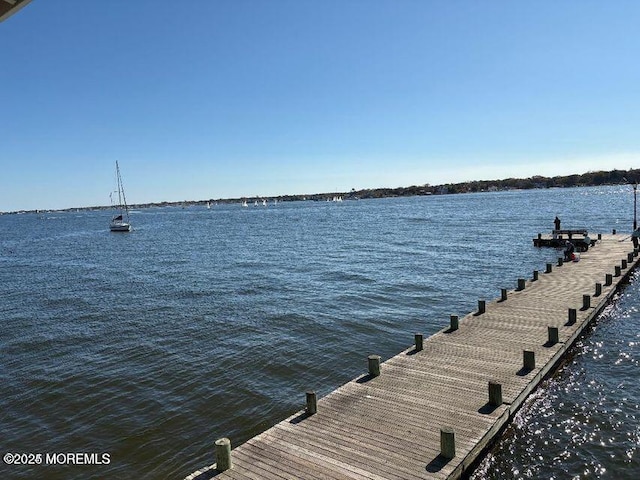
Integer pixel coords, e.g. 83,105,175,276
1,186,638,479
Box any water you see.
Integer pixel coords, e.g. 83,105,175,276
1,186,638,479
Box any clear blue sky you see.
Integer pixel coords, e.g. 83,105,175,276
2,1,639,211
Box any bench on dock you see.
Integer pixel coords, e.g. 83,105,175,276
553,229,588,238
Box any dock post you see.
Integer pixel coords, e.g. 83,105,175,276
545,263,552,273
532,270,538,281
567,308,577,325
547,326,559,345
488,381,502,406
440,428,456,459
606,273,613,286
500,288,507,301
558,257,563,267
478,300,486,315
215,438,233,472
598,233,602,240
595,283,602,297
523,350,535,370
628,252,634,262
306,391,317,415
450,315,459,331
622,259,628,269
414,333,423,352
613,228,617,234
517,278,526,291
368,355,381,377
615,265,621,277
583,295,591,310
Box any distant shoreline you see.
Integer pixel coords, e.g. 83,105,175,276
2,168,638,215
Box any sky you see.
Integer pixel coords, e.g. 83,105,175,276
1,1,640,211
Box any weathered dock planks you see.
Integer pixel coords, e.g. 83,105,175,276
186,234,638,480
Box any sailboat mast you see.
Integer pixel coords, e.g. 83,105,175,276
115,161,130,222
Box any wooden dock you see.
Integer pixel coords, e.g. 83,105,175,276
186,234,639,480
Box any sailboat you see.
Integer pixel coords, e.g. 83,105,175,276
109,161,132,232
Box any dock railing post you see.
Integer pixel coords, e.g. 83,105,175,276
450,315,459,331
606,273,613,286
523,350,535,370
477,300,486,315
558,257,563,267
488,381,502,406
500,288,507,301
583,295,591,310
615,265,621,277
567,308,577,325
440,428,455,459
517,278,526,291
215,438,233,472
622,259,628,269
595,283,602,297
546,263,553,273
547,326,559,345
414,333,423,352
532,270,538,281
368,355,381,377
306,391,317,415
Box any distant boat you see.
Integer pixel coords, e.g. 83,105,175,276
109,161,131,232
242,200,248,207
206,201,211,209
262,199,267,206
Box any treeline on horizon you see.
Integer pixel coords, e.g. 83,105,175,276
351,168,640,199
4,168,640,214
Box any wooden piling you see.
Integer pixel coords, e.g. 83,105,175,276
440,428,456,459
546,263,552,273
523,350,535,370
547,326,559,345
567,308,577,325
215,438,232,472
532,270,538,281
488,381,502,406
517,278,526,291
450,314,459,331
583,294,591,309
477,300,486,314
368,355,381,377
615,265,621,277
414,333,423,352
606,273,613,286
500,288,507,301
306,391,317,415
595,283,602,297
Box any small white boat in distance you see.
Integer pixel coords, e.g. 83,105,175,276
109,161,132,232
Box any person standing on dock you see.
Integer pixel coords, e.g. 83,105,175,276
553,216,561,239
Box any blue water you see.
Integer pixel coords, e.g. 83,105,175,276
1,186,638,479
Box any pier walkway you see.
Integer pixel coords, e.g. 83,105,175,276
186,234,638,480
